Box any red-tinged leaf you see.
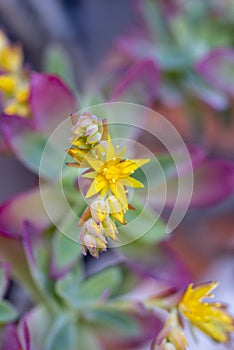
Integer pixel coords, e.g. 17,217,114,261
109,59,161,105
156,159,234,208
0,185,67,238
0,236,40,301
190,159,234,207
1,324,21,350
30,73,77,135
18,318,31,350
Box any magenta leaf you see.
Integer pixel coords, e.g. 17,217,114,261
109,58,161,105
0,185,67,238
30,73,77,135
1,324,21,350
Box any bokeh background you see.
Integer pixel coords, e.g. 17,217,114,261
1,1,234,349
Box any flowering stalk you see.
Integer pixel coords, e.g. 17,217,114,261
67,112,150,257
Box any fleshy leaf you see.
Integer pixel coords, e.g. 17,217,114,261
0,300,18,323
56,266,122,309
0,236,40,301
147,159,234,208
1,324,21,350
190,159,234,207
50,231,82,280
19,306,51,350
0,185,67,238
22,223,58,307
109,58,160,105
43,45,76,90
1,114,66,179
196,48,234,96
30,73,77,135
118,202,166,245
45,315,78,350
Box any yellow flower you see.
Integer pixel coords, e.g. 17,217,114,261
0,30,23,73
179,282,234,343
0,74,17,96
152,309,188,350
83,139,149,209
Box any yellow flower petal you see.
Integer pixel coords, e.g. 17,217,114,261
120,176,144,188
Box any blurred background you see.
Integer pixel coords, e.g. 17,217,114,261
1,1,234,348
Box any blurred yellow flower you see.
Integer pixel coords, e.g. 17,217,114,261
83,139,149,208
179,282,234,343
0,31,30,117
0,30,23,73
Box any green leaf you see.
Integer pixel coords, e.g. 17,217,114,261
76,323,103,350
51,231,82,278
16,132,65,181
0,300,17,323
79,267,122,302
45,315,78,350
56,267,122,309
118,200,166,245
43,45,76,90
89,310,139,335
55,264,84,307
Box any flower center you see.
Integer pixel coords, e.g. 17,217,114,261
101,160,121,184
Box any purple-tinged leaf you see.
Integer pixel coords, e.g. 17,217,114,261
20,306,51,350
196,48,234,96
1,324,21,350
190,159,234,207
160,159,234,208
0,235,40,301
1,113,48,175
18,318,31,350
109,59,161,105
0,185,67,238
30,73,77,135
22,222,58,308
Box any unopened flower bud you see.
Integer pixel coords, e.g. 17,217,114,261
70,112,104,145
102,218,118,241
79,218,107,258
107,195,126,224
90,199,110,223
86,218,103,237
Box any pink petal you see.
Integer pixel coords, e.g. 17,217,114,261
30,73,77,135
109,58,161,105
196,48,234,96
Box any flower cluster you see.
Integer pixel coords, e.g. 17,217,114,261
149,282,234,349
0,31,30,117
67,112,149,257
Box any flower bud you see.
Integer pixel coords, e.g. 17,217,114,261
90,199,110,223
107,195,126,224
79,218,107,258
70,112,104,145
102,218,118,241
